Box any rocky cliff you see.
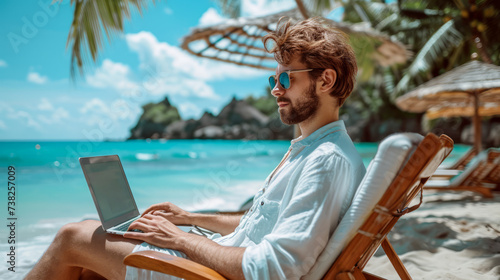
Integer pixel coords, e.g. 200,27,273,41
129,96,500,147
129,97,182,139
129,96,293,140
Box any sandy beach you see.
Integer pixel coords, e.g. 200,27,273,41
365,191,500,279
4,188,500,279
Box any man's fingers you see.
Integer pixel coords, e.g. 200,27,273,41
142,206,162,216
141,202,174,216
123,231,146,240
155,211,175,220
129,220,154,233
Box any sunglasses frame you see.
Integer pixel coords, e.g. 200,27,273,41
268,68,320,89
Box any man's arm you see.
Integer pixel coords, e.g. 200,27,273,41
181,232,245,279
140,202,242,235
125,215,245,280
189,213,242,236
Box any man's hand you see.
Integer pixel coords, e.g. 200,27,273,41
124,214,189,250
139,202,242,236
141,202,192,226
124,213,245,279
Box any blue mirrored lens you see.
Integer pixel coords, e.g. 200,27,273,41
269,76,276,89
279,72,290,89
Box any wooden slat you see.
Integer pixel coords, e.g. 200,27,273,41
363,271,387,280
322,134,453,279
425,148,499,198
124,251,226,280
425,185,493,198
381,238,411,280
450,147,477,170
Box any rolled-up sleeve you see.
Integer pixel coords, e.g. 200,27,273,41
242,153,354,280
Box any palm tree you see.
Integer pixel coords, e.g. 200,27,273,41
63,0,155,79
63,0,349,79
345,0,500,97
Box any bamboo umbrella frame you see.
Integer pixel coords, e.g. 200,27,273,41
396,60,500,152
181,8,410,71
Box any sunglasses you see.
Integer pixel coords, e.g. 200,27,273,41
268,69,314,90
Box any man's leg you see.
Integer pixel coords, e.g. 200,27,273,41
26,220,143,280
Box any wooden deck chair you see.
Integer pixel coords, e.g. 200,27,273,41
442,147,476,170
484,154,500,191
124,133,453,280
425,148,499,198
431,147,476,179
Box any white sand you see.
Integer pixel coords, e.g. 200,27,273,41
365,191,500,279
7,191,499,280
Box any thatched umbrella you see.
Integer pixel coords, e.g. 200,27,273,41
396,60,500,151
181,8,409,71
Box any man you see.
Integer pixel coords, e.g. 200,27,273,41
27,17,365,280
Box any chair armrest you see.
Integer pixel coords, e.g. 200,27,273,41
431,169,460,178
123,251,227,280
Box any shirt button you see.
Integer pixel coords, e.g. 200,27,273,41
261,201,264,206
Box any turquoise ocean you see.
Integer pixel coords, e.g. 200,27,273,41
0,139,469,279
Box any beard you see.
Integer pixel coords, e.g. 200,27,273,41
278,82,319,125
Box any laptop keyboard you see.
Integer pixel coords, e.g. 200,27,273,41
112,217,140,232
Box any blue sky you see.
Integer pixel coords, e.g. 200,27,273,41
0,0,309,140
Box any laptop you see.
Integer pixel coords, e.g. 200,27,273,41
80,155,143,235
80,154,204,236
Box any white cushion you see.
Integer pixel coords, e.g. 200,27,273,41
303,133,423,280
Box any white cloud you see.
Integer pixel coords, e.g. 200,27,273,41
0,60,7,67
38,107,70,124
38,98,54,111
8,110,41,129
36,97,70,124
199,8,226,26
80,98,109,115
164,7,173,15
126,32,265,82
0,120,6,129
27,71,48,84
51,107,69,122
80,98,140,126
178,102,203,119
241,0,296,17
86,59,140,96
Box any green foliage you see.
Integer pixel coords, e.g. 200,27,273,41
245,86,278,116
140,101,181,125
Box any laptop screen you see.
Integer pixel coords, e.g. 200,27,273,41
82,157,137,222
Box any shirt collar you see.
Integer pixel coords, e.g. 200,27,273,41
290,120,346,150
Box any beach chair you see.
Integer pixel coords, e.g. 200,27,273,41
430,147,476,179
124,133,453,280
425,148,500,198
442,147,477,170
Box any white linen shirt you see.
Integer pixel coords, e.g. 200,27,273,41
125,120,365,280
214,120,366,279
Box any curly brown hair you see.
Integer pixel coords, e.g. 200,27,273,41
263,17,357,106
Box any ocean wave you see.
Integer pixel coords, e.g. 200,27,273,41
135,153,159,161
182,180,262,212
170,151,207,159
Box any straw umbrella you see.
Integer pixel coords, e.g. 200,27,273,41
181,8,409,72
396,60,500,151
182,8,410,138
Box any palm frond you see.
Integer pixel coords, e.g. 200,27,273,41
303,0,343,17
394,19,463,98
215,0,241,18
64,0,154,80
383,67,395,95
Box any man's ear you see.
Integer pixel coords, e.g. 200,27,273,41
318,69,337,93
